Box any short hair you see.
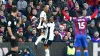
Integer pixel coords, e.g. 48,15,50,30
11,7,18,13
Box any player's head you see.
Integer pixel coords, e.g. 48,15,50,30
82,9,87,16
49,16,54,22
44,5,49,12
76,11,82,17
11,7,19,16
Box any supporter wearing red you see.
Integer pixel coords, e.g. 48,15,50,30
66,0,75,10
85,0,98,7
6,0,12,13
62,8,98,56
59,24,67,38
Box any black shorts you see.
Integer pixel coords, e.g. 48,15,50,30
44,40,53,46
10,38,18,47
9,34,18,47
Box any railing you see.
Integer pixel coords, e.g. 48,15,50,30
0,42,100,56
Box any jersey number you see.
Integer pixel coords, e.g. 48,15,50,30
78,22,85,29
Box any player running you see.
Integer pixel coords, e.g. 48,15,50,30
62,9,98,56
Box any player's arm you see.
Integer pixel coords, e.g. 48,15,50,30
7,21,15,39
90,9,98,19
62,10,72,21
37,17,47,29
41,17,47,23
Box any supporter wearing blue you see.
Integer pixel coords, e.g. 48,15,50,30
54,29,62,42
91,31,100,42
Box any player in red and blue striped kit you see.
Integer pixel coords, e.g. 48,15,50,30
62,9,98,56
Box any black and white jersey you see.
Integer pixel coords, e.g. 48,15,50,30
38,11,48,33
39,11,47,27
46,22,55,41
7,15,18,35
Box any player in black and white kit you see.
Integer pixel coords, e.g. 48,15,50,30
44,16,55,56
35,5,49,46
6,7,21,56
35,5,55,56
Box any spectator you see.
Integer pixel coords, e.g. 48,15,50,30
36,5,42,17
63,23,67,31
59,24,66,38
58,0,67,10
96,22,100,37
29,8,38,21
76,0,85,8
83,3,92,16
0,8,7,26
48,0,55,12
86,35,91,42
21,46,34,56
98,6,100,18
85,0,98,7
26,6,32,20
28,28,37,42
6,0,13,13
54,29,62,42
1,4,8,17
54,6,62,22
68,27,75,38
67,0,75,10
0,26,5,42
91,31,100,42
17,27,24,42
88,20,97,37
21,16,29,39
28,0,35,8
17,0,27,16
69,3,80,17
63,32,73,44
64,40,75,56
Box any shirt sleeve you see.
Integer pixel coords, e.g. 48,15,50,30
62,10,72,21
90,9,98,19
7,17,12,27
85,16,91,21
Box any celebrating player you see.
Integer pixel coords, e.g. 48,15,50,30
35,5,49,47
62,9,98,56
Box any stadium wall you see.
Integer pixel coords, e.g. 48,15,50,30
0,42,100,56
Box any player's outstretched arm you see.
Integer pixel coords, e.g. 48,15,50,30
62,10,71,21
90,9,98,19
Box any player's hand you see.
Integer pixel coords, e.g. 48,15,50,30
11,36,16,40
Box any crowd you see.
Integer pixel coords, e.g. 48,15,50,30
0,0,100,43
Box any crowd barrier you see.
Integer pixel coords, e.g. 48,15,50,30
0,42,100,56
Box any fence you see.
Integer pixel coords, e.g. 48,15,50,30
0,42,100,56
